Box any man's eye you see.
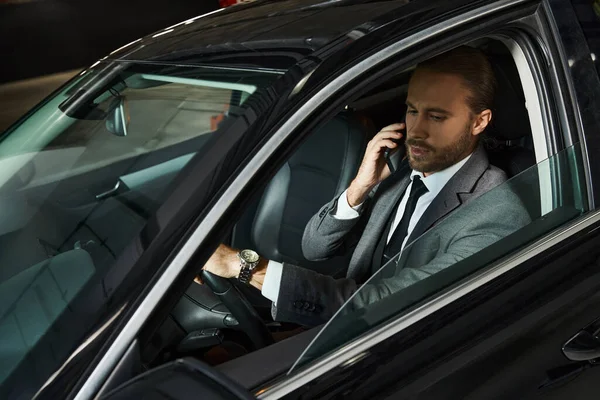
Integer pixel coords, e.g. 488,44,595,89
430,115,445,121
407,109,418,115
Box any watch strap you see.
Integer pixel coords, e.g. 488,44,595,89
238,263,253,285
237,250,259,285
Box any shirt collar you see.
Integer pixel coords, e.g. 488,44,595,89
410,153,473,198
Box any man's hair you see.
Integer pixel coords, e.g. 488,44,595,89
416,46,497,115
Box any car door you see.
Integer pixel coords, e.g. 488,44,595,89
99,357,257,400
278,143,591,399
250,1,600,399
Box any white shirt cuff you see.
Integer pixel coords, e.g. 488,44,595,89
332,189,363,220
261,260,284,304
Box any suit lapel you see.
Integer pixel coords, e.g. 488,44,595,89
348,162,411,280
405,145,490,246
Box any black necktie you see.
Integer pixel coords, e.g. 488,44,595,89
381,175,428,266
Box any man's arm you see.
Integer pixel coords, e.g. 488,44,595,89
302,124,406,261
343,198,532,309
271,263,359,326
273,197,531,325
200,244,360,326
199,244,268,291
202,191,530,327
301,191,370,261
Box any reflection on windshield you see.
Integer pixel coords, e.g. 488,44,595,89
292,144,588,372
0,61,282,398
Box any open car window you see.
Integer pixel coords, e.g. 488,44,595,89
0,61,283,397
292,144,589,371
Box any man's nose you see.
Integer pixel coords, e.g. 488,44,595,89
408,115,428,139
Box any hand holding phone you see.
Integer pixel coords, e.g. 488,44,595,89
383,123,406,174
384,140,399,174
347,122,406,207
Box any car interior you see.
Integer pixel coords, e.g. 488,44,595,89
141,37,545,386
0,35,565,398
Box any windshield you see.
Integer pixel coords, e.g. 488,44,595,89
0,61,282,398
292,144,588,372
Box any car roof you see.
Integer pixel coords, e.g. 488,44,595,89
106,0,477,70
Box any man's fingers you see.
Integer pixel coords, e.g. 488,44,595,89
365,140,399,159
368,132,403,150
373,128,404,142
194,275,203,285
380,122,406,132
376,139,400,151
368,129,402,144
374,131,404,141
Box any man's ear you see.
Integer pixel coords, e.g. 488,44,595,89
472,109,492,136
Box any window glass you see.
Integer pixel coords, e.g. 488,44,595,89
0,62,281,397
48,80,235,170
292,144,588,371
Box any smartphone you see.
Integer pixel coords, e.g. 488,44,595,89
383,124,406,174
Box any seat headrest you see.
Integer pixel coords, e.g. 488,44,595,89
485,55,532,142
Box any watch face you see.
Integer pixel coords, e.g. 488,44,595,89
240,249,260,263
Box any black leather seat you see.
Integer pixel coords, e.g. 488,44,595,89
233,112,368,276
485,52,539,218
172,113,369,333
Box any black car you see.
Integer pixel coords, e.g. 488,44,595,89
1,0,600,399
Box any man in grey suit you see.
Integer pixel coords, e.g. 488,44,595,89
202,46,531,326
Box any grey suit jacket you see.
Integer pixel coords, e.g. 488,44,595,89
272,145,531,326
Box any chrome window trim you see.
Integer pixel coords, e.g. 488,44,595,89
73,0,536,398
258,209,600,399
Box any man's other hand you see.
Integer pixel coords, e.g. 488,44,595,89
201,244,240,279
198,244,268,291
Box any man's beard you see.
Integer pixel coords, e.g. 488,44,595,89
406,124,475,174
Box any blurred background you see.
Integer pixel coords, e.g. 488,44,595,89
0,0,222,132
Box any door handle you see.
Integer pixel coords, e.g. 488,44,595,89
96,180,122,200
562,330,600,361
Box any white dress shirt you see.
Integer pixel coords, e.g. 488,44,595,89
261,154,472,304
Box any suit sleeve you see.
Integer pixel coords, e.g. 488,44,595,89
350,199,531,307
271,263,359,326
301,191,372,261
274,198,530,326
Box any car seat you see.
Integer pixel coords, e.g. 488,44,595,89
484,52,539,218
173,113,369,332
232,112,369,276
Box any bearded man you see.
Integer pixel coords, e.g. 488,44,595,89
202,46,531,326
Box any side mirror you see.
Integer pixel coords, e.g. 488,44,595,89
105,96,129,137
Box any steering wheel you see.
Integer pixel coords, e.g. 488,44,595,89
200,270,274,350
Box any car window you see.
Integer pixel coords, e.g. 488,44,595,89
48,80,233,172
292,144,589,371
0,61,282,397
